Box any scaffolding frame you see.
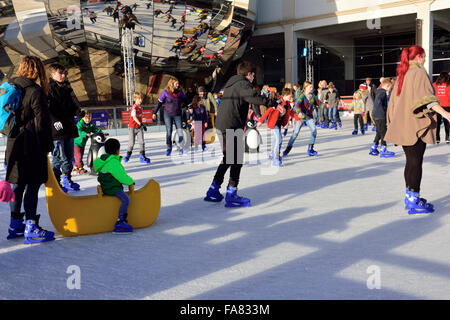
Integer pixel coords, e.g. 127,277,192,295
121,27,136,107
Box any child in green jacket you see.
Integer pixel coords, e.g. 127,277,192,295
94,138,134,233
74,111,108,174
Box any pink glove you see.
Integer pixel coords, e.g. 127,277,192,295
0,181,15,203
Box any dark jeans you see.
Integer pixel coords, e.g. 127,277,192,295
354,114,364,130
52,139,74,180
402,139,427,192
436,107,450,141
9,183,41,220
164,113,183,147
114,190,130,218
373,119,387,146
213,131,244,188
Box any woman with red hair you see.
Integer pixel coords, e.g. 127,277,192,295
385,46,450,214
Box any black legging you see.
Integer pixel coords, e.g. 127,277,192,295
373,119,387,146
213,132,244,188
354,114,364,130
402,139,427,192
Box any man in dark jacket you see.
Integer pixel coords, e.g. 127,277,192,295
48,63,84,192
204,61,268,207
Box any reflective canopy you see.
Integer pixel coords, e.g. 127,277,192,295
0,0,255,105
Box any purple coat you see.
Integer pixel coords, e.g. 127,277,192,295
154,89,187,116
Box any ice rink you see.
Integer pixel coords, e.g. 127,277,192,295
0,117,449,300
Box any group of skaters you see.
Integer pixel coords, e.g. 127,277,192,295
1,45,450,242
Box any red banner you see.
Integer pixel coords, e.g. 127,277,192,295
121,110,153,125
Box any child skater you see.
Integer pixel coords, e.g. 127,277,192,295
124,92,150,164
350,90,366,135
189,95,208,151
282,81,320,157
74,111,108,174
94,138,134,233
257,88,302,166
369,78,395,157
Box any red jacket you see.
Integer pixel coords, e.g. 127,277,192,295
258,98,301,129
433,82,450,107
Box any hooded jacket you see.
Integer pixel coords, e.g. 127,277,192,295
74,119,103,148
6,77,53,184
385,61,439,146
94,153,134,196
48,78,83,140
214,75,268,132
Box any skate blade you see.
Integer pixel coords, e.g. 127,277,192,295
225,201,252,208
407,208,434,214
23,236,55,244
112,230,133,234
380,154,395,158
7,233,24,240
204,196,223,202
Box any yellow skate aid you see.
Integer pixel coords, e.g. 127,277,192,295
44,158,160,236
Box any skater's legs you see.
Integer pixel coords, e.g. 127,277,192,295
10,183,40,220
402,139,427,192
74,146,85,168
137,127,145,153
272,126,282,158
114,190,130,217
173,115,184,145
436,113,442,141
127,127,137,153
304,118,317,145
287,120,302,148
373,119,387,146
164,113,175,147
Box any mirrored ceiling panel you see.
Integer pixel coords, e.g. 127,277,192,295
0,0,255,105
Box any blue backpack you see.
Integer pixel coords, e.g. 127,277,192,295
0,82,22,137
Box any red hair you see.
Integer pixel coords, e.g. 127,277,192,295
396,45,425,96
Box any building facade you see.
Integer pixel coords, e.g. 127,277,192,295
251,0,450,94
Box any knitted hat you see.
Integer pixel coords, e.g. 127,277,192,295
359,83,367,90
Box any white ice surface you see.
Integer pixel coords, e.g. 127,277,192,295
0,118,449,300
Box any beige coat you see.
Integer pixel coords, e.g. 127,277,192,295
385,61,439,146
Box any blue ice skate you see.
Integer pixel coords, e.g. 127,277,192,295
379,146,395,158
7,217,25,240
307,144,318,156
225,186,251,208
361,129,365,135
272,156,282,166
404,189,434,214
165,147,172,156
23,215,55,244
62,175,80,191
268,152,274,160
372,126,376,131
364,124,368,131
369,143,379,156
179,147,188,155
352,129,358,135
140,153,150,164
113,215,133,233
204,181,224,202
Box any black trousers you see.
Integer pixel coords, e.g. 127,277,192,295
373,119,387,146
354,114,364,130
213,131,244,188
436,106,450,141
402,139,427,192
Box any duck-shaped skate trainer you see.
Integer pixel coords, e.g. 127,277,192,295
44,158,160,236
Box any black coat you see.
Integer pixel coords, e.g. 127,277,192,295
5,77,53,185
48,78,82,140
372,88,388,120
215,75,267,131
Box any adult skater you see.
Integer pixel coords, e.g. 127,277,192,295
153,78,189,156
5,56,55,243
384,45,450,214
204,61,268,207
